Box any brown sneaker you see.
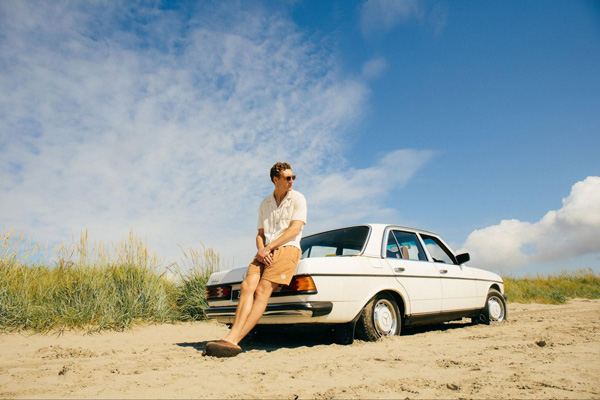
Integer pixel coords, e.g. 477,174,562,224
204,340,242,358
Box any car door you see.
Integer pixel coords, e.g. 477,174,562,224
419,234,479,312
383,229,442,315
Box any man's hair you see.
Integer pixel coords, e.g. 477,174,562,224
270,162,292,182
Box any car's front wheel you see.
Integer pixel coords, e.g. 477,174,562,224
355,292,401,341
487,289,507,322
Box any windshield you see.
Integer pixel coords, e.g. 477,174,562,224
300,226,370,259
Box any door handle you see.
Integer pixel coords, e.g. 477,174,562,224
394,267,405,273
439,269,448,274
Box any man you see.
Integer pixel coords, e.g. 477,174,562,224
204,162,307,358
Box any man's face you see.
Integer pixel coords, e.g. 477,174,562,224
274,169,295,192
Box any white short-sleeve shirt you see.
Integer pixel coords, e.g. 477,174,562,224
257,189,307,251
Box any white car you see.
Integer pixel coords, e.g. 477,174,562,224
205,224,506,343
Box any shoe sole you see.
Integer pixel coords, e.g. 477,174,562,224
205,341,242,358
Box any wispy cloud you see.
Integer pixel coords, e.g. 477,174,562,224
359,0,447,37
360,0,425,36
361,57,389,80
304,149,435,232
0,1,433,264
461,176,600,270
429,3,449,37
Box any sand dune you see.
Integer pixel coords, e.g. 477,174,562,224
1,299,599,399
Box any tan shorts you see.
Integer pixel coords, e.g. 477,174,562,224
247,246,302,285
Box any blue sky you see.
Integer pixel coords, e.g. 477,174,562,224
1,0,599,276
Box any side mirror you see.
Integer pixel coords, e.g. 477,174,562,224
456,253,470,265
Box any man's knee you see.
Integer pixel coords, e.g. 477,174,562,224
241,275,259,294
255,279,278,300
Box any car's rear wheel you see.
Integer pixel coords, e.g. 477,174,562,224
355,293,401,341
487,289,507,322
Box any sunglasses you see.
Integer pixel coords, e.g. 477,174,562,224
282,175,296,181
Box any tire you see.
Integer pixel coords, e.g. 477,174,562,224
355,293,401,341
486,289,507,322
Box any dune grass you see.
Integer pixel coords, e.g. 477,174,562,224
0,230,181,332
0,230,219,333
176,244,227,321
502,268,600,304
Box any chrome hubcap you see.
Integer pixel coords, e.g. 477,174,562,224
488,297,505,321
373,299,397,336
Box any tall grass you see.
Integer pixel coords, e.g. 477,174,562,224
0,230,197,332
503,268,600,304
176,244,229,321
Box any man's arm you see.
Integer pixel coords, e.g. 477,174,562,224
264,220,304,252
254,220,304,265
254,229,273,265
256,229,267,251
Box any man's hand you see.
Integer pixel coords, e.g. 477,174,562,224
255,245,274,266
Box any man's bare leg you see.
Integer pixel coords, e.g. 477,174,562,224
223,274,260,344
224,278,278,345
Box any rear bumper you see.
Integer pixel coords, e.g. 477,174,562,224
205,301,333,318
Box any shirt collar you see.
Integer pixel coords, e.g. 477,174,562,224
271,189,292,206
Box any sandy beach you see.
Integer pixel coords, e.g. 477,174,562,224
1,299,599,399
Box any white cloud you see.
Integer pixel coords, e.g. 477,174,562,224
461,176,600,270
361,57,388,80
0,2,433,267
359,0,449,37
304,149,435,232
429,3,449,37
360,0,424,36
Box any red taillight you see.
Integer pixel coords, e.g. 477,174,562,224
206,285,232,300
273,275,317,295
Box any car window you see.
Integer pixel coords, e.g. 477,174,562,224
306,245,337,258
301,226,369,259
420,235,456,264
386,230,427,261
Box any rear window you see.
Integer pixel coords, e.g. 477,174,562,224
300,226,370,259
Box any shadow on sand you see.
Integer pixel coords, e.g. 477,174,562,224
175,325,336,353
175,319,475,353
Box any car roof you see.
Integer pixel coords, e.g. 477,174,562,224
301,223,438,238
365,223,437,236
